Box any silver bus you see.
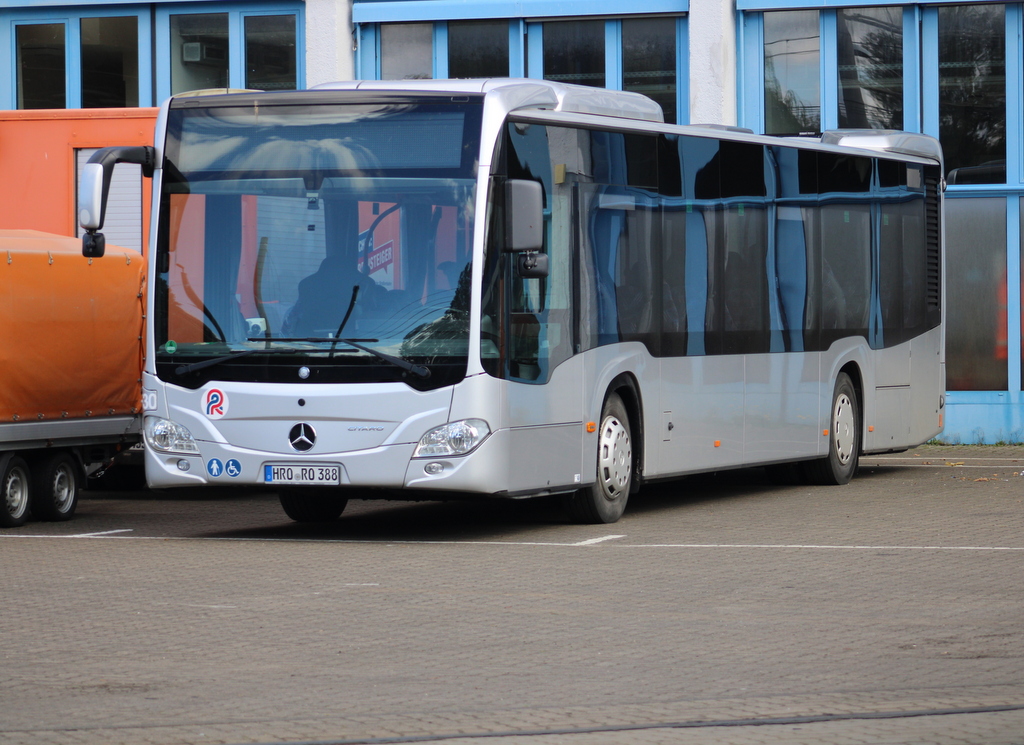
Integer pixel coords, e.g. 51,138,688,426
80,79,945,524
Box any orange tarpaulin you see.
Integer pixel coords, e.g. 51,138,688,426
0,230,145,422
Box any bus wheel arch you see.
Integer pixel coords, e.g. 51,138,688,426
563,376,643,524
803,365,862,485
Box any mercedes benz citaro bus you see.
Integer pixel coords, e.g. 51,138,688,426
79,79,945,524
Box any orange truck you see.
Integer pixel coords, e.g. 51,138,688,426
0,229,146,527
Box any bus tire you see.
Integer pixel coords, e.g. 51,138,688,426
0,455,32,528
31,452,81,522
279,489,348,523
803,372,860,485
563,392,632,524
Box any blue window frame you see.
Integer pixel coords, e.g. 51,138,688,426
155,2,304,103
353,1,690,124
0,2,301,110
1,5,153,110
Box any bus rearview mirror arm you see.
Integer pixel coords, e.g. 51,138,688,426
80,146,156,258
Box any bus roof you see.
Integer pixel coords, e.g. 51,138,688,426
311,78,665,124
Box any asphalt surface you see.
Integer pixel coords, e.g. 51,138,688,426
1,444,1023,745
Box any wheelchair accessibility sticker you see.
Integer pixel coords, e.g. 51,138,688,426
206,458,242,478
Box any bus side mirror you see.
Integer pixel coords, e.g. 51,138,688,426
506,179,543,252
80,145,156,258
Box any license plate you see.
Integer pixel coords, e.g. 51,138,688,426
263,464,341,485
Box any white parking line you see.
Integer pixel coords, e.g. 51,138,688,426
3,532,1021,552
68,529,135,538
573,535,626,546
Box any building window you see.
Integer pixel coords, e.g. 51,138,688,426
622,17,677,124
170,14,229,95
245,15,297,90
939,4,1006,185
543,20,605,88
448,20,509,79
764,10,819,135
836,7,902,130
81,17,139,108
946,198,1007,391
17,24,66,109
381,23,432,79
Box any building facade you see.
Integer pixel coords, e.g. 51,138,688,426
2,0,1021,443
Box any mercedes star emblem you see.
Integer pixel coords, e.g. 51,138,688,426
288,422,316,452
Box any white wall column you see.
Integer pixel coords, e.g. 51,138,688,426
689,0,737,126
305,0,356,87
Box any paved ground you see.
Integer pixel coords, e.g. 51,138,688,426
1,445,1023,745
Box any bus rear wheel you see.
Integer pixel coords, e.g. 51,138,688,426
803,372,860,485
563,392,632,524
0,455,32,528
31,452,80,522
278,489,348,523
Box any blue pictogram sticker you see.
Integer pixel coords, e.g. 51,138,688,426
206,458,224,477
225,459,242,478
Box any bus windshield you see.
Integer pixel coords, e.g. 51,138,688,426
155,97,482,389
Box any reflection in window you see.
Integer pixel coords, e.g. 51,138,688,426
837,7,902,130
945,198,1007,391
764,10,819,135
622,18,677,124
245,15,296,91
449,21,508,78
543,20,605,88
81,17,139,108
17,24,66,109
170,14,229,95
381,23,432,80
939,5,1005,184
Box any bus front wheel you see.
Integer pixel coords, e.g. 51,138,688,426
278,489,348,523
563,393,632,524
803,372,860,485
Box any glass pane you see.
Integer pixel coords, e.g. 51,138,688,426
837,7,902,129
170,14,229,95
939,5,1006,184
945,198,1007,391
81,17,139,108
245,15,296,91
448,21,508,78
381,23,432,80
17,24,65,109
764,10,819,135
622,18,677,124
543,20,605,88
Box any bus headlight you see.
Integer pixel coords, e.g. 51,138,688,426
145,416,200,455
413,419,490,458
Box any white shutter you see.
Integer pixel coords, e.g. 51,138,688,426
76,148,143,252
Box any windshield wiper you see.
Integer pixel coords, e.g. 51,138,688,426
251,336,431,379
174,345,300,376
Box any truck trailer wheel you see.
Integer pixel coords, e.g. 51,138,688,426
0,455,32,528
31,452,81,522
278,489,348,523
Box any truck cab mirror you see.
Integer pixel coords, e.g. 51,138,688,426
79,146,156,257
505,179,543,252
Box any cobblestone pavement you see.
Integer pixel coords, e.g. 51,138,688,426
1,445,1022,745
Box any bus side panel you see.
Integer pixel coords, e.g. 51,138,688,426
908,326,944,446
743,352,821,464
867,341,912,451
657,355,745,476
505,355,584,494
